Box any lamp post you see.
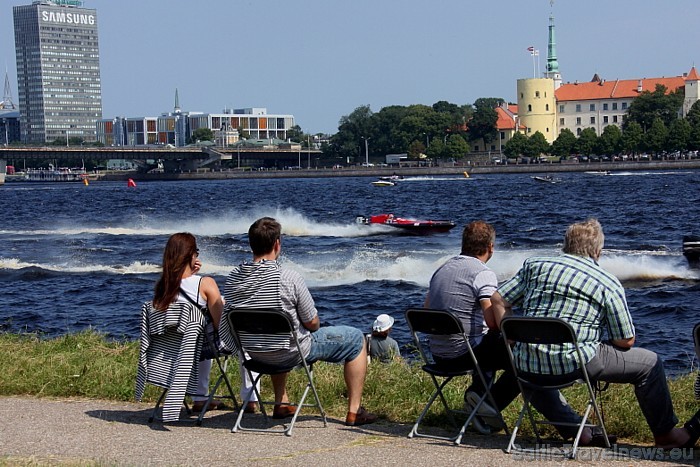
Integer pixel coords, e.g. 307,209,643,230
307,134,311,169
361,136,370,166
2,119,7,147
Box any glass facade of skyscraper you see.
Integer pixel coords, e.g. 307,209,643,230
13,1,102,143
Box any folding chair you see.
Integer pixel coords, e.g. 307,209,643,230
193,320,239,426
404,307,507,445
500,316,610,459
134,301,237,424
694,323,700,400
226,307,327,436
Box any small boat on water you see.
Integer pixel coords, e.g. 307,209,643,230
356,213,456,235
585,170,612,176
371,180,395,187
683,235,700,268
531,175,558,184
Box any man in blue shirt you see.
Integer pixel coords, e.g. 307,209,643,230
492,218,696,449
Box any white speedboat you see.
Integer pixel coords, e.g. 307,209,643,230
371,180,395,187
683,236,700,268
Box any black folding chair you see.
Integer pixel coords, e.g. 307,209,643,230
694,323,700,400
226,307,327,436
193,320,239,426
405,307,507,445
500,316,610,459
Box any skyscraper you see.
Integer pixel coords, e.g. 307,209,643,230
13,0,102,143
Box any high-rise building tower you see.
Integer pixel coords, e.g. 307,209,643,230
13,1,102,143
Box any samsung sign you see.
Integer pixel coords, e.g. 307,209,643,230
41,10,95,25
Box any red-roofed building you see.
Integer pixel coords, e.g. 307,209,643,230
553,70,697,137
517,68,700,142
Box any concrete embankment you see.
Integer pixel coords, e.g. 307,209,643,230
96,159,700,182
0,396,691,466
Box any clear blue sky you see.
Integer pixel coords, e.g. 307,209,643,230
2,0,699,135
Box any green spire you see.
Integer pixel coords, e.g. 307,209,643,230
546,14,559,76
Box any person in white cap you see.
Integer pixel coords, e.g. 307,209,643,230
367,314,400,363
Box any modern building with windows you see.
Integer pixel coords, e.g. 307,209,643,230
97,106,295,148
13,0,102,144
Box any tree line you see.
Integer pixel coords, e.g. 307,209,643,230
289,84,700,164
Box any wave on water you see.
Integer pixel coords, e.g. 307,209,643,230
399,176,474,182
610,171,693,177
0,258,160,275
0,206,389,239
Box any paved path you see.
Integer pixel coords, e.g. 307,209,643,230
0,397,696,466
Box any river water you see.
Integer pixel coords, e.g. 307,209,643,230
1,170,699,374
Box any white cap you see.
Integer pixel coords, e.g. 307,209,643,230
372,314,395,332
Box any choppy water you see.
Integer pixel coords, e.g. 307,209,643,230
1,170,699,374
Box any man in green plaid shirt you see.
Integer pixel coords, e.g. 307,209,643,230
492,219,696,450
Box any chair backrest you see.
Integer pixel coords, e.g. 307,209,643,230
225,307,301,361
501,316,577,346
405,307,472,366
228,307,294,335
405,307,464,336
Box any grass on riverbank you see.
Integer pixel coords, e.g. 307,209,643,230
1,330,697,444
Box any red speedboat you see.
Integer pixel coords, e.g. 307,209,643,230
356,213,456,234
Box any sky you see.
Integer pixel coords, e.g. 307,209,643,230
2,0,700,135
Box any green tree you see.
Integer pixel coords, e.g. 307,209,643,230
644,117,668,154
626,84,684,130
576,128,598,155
551,128,577,158
621,121,644,154
503,132,528,158
667,118,691,152
326,105,374,162
468,98,500,147
689,119,700,151
596,125,622,155
686,100,700,127
425,137,446,159
407,140,425,159
286,125,304,142
445,134,469,159
527,131,550,157
190,128,214,143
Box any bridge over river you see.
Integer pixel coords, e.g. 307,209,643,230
0,146,323,173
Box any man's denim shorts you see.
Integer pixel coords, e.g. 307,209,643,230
306,325,364,364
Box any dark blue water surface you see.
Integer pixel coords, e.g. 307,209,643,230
1,170,699,374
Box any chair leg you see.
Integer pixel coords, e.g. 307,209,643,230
505,404,528,454
149,389,168,423
408,376,464,442
195,357,239,426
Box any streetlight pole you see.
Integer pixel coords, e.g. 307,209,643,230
2,119,7,147
362,136,370,166
307,134,310,169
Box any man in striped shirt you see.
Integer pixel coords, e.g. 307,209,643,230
492,218,695,449
223,217,377,427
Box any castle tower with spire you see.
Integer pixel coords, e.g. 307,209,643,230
544,12,562,89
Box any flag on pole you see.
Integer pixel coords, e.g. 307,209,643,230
527,46,535,53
